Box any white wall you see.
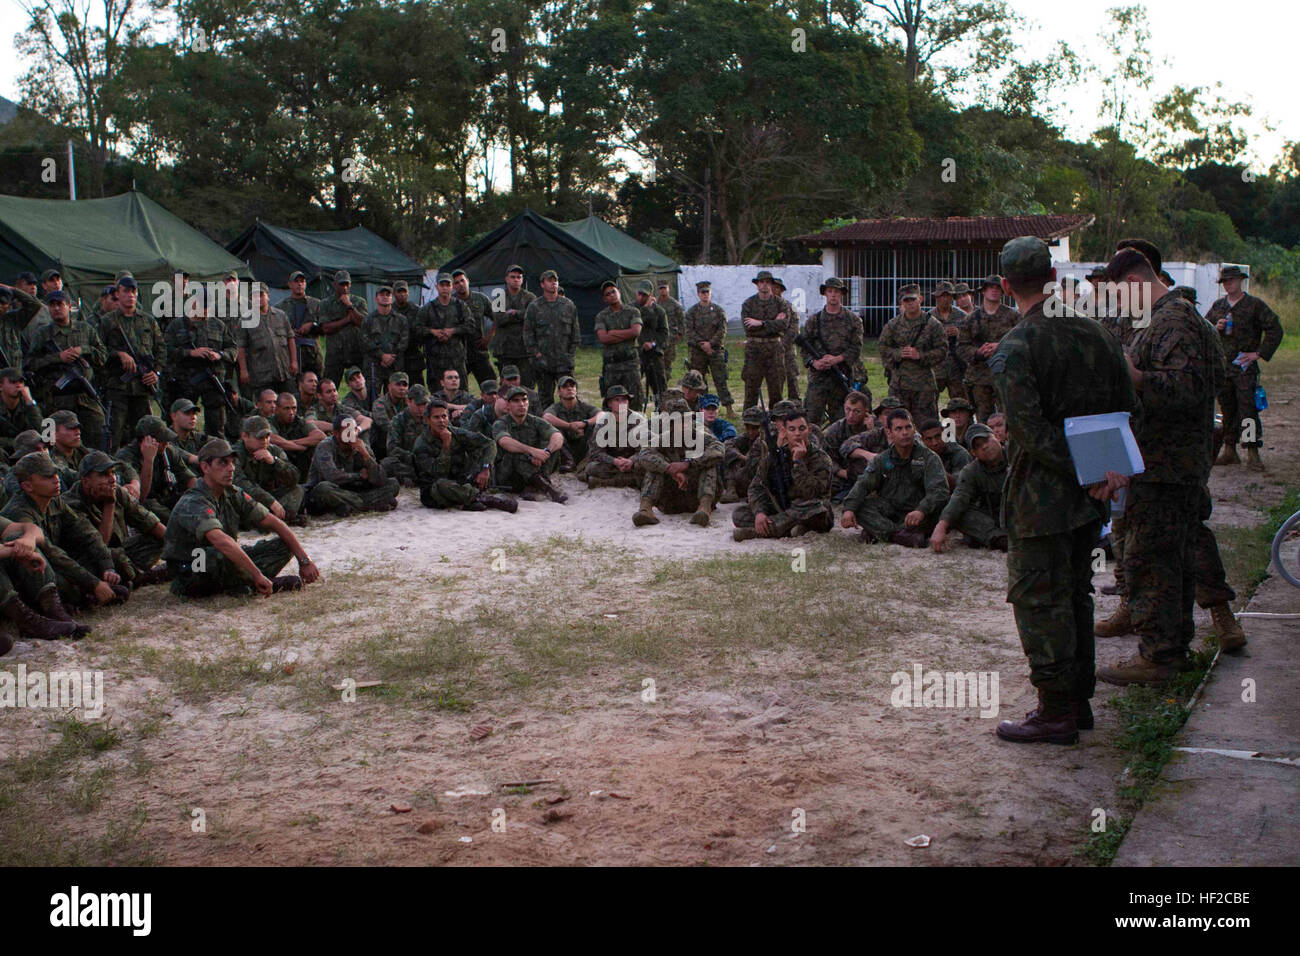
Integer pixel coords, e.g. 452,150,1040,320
677,264,832,332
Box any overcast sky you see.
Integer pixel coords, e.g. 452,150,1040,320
1,0,1292,170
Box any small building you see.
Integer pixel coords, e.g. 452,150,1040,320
794,214,1094,334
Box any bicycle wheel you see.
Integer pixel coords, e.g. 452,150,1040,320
1271,508,1300,589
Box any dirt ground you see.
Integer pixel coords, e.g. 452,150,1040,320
3,353,1297,867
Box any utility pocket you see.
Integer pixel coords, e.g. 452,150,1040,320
1006,549,1055,607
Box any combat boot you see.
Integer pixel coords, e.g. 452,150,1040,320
988,533,1009,552
461,500,487,511
1246,446,1265,472
2,596,78,644
1094,601,1132,638
530,474,568,504
690,495,715,527
479,493,519,514
1210,603,1247,653
38,589,91,637
632,497,660,527
586,477,610,489
733,527,757,541
1097,654,1182,686
889,528,927,549
995,690,1078,745
1214,443,1240,466
789,523,809,538
131,564,174,588
1074,699,1095,731
271,575,302,593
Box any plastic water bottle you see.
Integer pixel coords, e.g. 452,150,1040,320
1255,386,1268,411
1225,313,1234,334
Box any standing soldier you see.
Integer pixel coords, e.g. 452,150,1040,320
523,270,581,410
391,280,422,387
97,276,165,452
594,281,644,410
952,281,974,315
492,265,536,385
416,273,476,389
990,237,1136,745
656,279,686,379
958,275,1019,421
163,289,238,440
318,271,368,387
238,286,296,401
0,283,39,375
929,281,968,402
279,271,323,379
772,276,802,402
877,283,946,426
452,269,497,390
800,277,863,427
24,290,109,449
634,281,668,405
740,270,788,410
1206,265,1284,471
685,281,733,415
364,285,409,395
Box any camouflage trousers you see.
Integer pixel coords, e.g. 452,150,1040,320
967,383,997,422
109,534,165,585
402,347,425,387
495,449,560,493
584,459,640,487
783,341,801,400
1123,482,1198,666
271,484,306,519
1220,365,1262,447
687,346,733,407
104,390,155,455
1192,485,1235,608
805,371,849,427
305,478,400,514
732,501,833,537
952,508,1004,547
641,352,667,404
724,454,752,501
934,352,966,401
466,348,496,391
323,345,366,391
0,554,58,607
640,465,718,513
533,366,574,412
855,498,939,540
741,339,785,410
297,343,323,379
601,360,643,412
662,342,679,380
895,388,938,427
1110,513,1128,596
167,537,293,598
164,377,229,444
425,355,468,397
419,478,479,509
380,448,416,484
1007,522,1100,708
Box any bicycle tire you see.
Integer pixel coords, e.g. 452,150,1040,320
1271,508,1300,589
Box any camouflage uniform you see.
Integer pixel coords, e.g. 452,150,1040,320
930,305,968,401
392,296,422,385
823,416,870,495
491,413,561,491
25,318,108,449
958,303,1019,420
939,456,1007,547
1204,292,1283,448
238,306,294,398
115,439,196,524
493,288,537,386
992,296,1136,711
799,307,863,426
739,293,788,409
841,443,949,540
659,294,687,378
304,438,399,514
878,312,946,425
523,295,580,409
380,406,427,484
585,410,646,486
412,426,496,509
934,440,972,478
162,481,291,597
363,308,409,391
319,294,369,386
63,481,164,582
545,397,600,468
457,291,497,389
0,397,43,456
234,441,306,520
684,301,733,406
636,298,669,403
732,436,834,536
270,413,320,482
1,288,41,373
97,307,167,452
779,296,802,401
279,294,324,378
594,304,644,410
415,297,475,388
632,423,724,513
837,426,889,488
1,487,117,606
162,315,237,439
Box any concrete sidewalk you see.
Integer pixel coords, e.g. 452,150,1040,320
1115,540,1300,866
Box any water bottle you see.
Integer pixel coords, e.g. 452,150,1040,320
1255,386,1268,411
1225,313,1234,334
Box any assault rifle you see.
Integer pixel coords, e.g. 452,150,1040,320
111,314,159,395
795,331,853,393
47,340,100,403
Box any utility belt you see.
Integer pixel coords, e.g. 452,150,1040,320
605,344,638,364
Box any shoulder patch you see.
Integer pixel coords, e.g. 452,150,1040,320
987,351,1008,374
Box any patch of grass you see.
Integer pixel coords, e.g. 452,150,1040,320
1083,815,1132,865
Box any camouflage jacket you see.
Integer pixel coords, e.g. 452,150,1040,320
934,440,972,475
740,293,788,340
279,295,323,352
341,391,370,416
306,437,384,489
492,413,559,452
371,392,403,432
162,315,236,385
822,417,871,469
841,442,949,518
162,480,269,563
636,300,669,351
0,396,42,448
930,305,967,365
385,408,425,454
594,305,643,365
523,296,580,373
800,308,863,382
456,291,493,351
747,438,833,514
115,440,196,508
878,313,946,390
238,307,294,385
685,302,727,350
364,309,410,368
958,304,1019,386
2,289,42,371
63,481,161,549
588,411,646,465
319,294,370,363
1,489,113,590
660,296,686,346
633,423,723,470
1205,293,1284,371
492,288,536,358
25,319,108,403
412,426,495,485
233,442,300,509
990,297,1137,537
839,426,889,462
97,308,167,397
416,297,476,370
940,456,1008,525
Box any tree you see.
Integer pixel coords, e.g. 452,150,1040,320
855,0,1017,85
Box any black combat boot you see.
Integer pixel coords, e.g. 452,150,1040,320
3,595,79,643
38,588,91,637
271,575,302,593
530,474,568,504
479,494,518,514
995,690,1079,745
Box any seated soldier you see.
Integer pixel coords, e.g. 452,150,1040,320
304,415,400,517
115,415,196,523
270,392,326,481
254,387,278,421
380,384,431,485
700,394,736,441
497,365,542,415
296,370,320,416
168,397,211,470
2,431,77,507
370,370,410,459
340,367,372,418
678,369,706,412
62,450,171,587
44,410,144,502
823,391,873,497
463,379,503,443
462,377,497,420
431,367,474,423
0,368,42,457
235,415,308,526
732,407,833,540
941,397,976,448
492,386,568,502
0,519,88,650
412,399,516,512
631,394,723,527
840,409,950,548
162,438,320,598
585,385,645,489
838,417,890,492
543,374,600,473
930,423,1008,552
919,418,973,491
986,412,1007,445
306,377,348,433
722,406,765,502
0,452,130,608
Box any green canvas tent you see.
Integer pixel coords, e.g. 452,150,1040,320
0,190,249,311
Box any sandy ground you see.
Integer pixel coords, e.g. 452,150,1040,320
3,364,1297,866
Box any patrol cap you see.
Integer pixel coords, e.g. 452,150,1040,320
741,406,765,425
558,374,577,387
393,280,408,292
657,278,671,289
198,438,235,462
933,281,955,297
506,264,524,275
636,280,654,294
600,279,618,293
1172,285,1198,305
500,364,521,380
100,285,116,298
170,397,199,414
46,290,70,303
965,423,995,447
504,386,529,400
10,430,45,460
51,409,81,428
376,285,393,295
15,271,36,284
242,415,273,438
136,415,179,443
771,399,802,420
695,280,711,291
116,275,138,290
771,276,786,291
603,384,630,407
408,384,431,403
951,281,971,295
389,371,410,385
540,269,559,282
40,268,61,282
77,450,120,477
898,283,922,299
873,396,904,415
344,366,364,381
679,369,706,391
288,270,308,282
942,397,974,415
451,269,467,279
699,393,720,409
820,276,847,294
1218,264,1248,282
333,269,352,284
1000,236,1053,279
0,367,23,383
479,379,498,394
752,270,775,284
436,273,453,285
12,452,58,481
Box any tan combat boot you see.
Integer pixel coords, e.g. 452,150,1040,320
1098,654,1183,686
1246,446,1265,472
632,497,660,527
1215,443,1240,466
690,495,715,527
1210,603,1247,653
1094,601,1133,638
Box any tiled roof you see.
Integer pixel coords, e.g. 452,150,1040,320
796,214,1095,245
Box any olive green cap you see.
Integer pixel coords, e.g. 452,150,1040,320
999,236,1052,279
